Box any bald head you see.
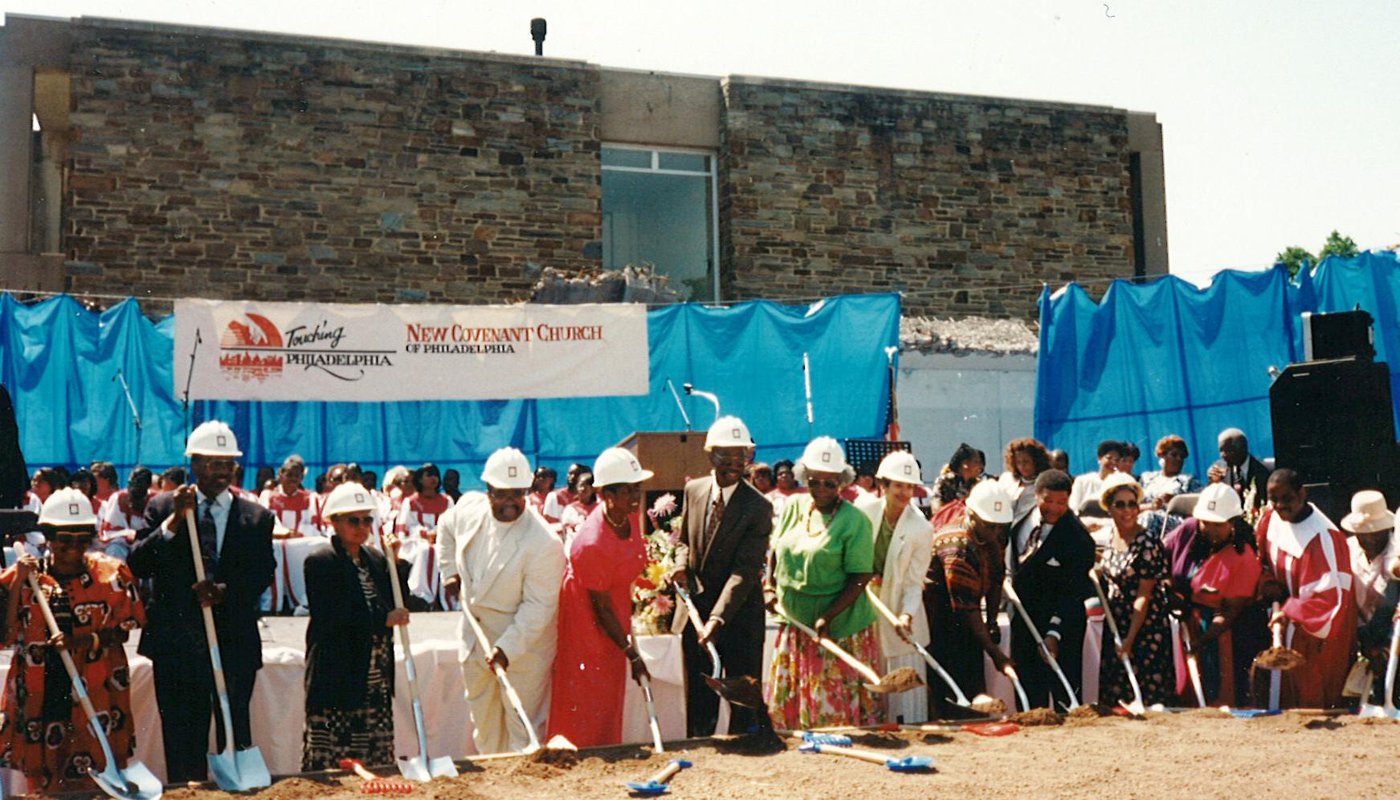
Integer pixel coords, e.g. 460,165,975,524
1218,428,1249,468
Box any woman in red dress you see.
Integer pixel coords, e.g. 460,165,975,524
548,448,653,747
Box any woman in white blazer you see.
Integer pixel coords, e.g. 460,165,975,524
855,450,935,723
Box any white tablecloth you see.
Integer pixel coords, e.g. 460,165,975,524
982,610,1104,707
0,614,684,785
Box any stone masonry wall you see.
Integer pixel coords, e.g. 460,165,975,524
720,78,1136,318
63,23,602,305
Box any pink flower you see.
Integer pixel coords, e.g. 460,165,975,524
652,594,674,616
648,492,678,520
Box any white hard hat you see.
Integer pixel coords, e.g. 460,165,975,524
1193,482,1244,523
593,447,655,488
966,481,1014,524
480,447,533,490
321,482,378,520
705,416,754,450
793,436,854,484
39,487,98,529
186,420,242,457
876,450,922,485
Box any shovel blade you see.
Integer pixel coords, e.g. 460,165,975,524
428,756,458,778
623,779,669,795
208,746,271,792
886,755,935,772
396,755,434,783
703,674,765,708
90,760,164,800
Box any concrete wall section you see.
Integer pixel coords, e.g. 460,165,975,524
1128,111,1169,276
896,351,1038,474
600,69,721,149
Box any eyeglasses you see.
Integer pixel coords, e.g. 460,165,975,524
1110,499,1140,510
338,515,375,527
808,478,842,490
488,489,527,500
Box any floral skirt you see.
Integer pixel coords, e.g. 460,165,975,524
765,624,881,730
302,637,395,772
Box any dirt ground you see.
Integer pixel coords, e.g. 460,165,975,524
55,710,1400,800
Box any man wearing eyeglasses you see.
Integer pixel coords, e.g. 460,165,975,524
673,416,773,737
130,420,276,783
436,447,565,754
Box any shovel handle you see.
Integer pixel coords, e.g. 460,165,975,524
640,674,665,753
864,586,970,705
340,759,378,781
815,744,891,765
646,760,686,784
1003,665,1031,712
1270,602,1285,649
25,572,124,772
674,587,724,679
773,601,882,684
184,509,241,754
461,598,542,752
1002,579,1080,709
1385,612,1400,713
1089,570,1145,709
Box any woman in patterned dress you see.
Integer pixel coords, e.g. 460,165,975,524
0,488,145,793
764,437,881,729
302,482,410,771
1094,473,1176,706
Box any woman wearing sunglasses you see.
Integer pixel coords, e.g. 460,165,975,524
301,481,410,771
0,488,145,793
1093,472,1175,707
764,437,880,729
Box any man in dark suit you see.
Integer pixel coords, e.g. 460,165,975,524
673,415,772,737
1007,469,1095,709
129,420,275,783
1208,427,1270,510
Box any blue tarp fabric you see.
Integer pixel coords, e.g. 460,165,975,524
0,293,900,489
1036,252,1400,479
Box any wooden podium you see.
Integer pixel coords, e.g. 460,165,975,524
616,430,710,531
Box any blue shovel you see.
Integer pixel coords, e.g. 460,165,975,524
798,741,934,772
624,758,692,795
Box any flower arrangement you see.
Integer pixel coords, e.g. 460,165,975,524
632,492,683,635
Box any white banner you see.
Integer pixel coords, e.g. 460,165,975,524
174,299,649,401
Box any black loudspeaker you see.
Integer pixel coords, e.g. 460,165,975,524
1304,309,1375,361
1270,357,1397,521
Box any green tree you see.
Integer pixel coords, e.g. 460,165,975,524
1318,230,1359,262
1276,245,1314,277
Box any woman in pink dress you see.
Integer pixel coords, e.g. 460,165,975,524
548,448,653,747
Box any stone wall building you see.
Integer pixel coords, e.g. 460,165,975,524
1,15,1168,318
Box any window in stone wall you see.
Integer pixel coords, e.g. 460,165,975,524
602,145,718,301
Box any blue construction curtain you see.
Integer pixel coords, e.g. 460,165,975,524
1035,252,1400,478
0,293,900,488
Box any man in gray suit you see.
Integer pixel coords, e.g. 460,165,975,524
674,415,772,736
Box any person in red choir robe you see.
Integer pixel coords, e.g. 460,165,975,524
1256,469,1357,709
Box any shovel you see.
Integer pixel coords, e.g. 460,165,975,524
1383,613,1400,717
798,741,933,772
673,586,765,708
1002,664,1032,712
624,757,692,796
1252,602,1304,712
460,597,543,755
1001,578,1080,710
864,586,1001,715
380,528,457,779
338,759,413,795
1179,621,1208,708
183,510,271,791
638,674,665,753
25,572,163,800
1088,569,1147,715
773,600,924,694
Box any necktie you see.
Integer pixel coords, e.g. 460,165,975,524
199,498,219,568
705,492,726,543
1022,522,1043,564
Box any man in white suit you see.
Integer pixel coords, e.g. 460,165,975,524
437,447,565,754
855,450,935,723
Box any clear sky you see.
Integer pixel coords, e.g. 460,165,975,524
8,0,1398,286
